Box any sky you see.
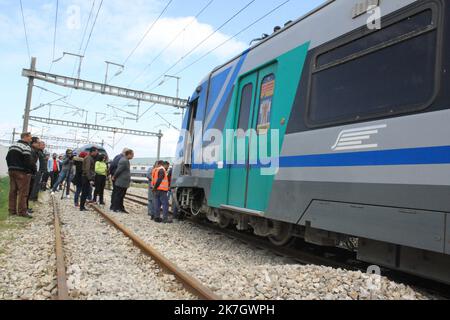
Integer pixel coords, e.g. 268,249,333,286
0,0,325,158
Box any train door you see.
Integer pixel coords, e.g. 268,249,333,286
246,64,277,211
184,98,198,173
227,73,258,208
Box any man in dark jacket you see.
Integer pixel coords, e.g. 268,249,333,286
80,147,98,212
72,152,85,207
6,133,35,218
111,149,134,213
109,148,130,211
40,148,50,191
27,137,42,208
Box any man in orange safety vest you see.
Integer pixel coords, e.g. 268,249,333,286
152,160,171,223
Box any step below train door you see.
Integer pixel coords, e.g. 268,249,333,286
227,72,258,208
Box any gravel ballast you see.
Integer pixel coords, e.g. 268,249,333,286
0,194,56,300
57,197,194,300
101,190,435,300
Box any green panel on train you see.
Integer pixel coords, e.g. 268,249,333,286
209,42,310,211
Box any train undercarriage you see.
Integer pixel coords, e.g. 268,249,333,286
175,187,450,285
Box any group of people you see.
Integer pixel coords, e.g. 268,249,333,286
6,133,180,221
5,132,110,216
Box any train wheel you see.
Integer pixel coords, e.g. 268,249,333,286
269,223,294,247
218,215,231,229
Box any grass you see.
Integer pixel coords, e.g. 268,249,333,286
0,177,9,221
0,177,31,234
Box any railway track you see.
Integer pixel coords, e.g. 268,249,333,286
119,191,450,299
50,195,70,300
58,190,220,300
88,204,220,300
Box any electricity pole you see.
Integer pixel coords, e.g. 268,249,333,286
11,128,16,144
157,130,162,161
23,57,37,133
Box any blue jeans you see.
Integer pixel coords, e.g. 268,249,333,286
52,170,71,193
168,190,179,218
154,191,169,220
148,186,155,216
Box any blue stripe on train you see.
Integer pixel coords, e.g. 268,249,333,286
191,146,450,170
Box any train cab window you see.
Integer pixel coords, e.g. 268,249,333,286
308,6,440,127
237,83,253,131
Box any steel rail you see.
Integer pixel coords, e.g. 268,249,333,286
51,195,70,300
120,192,450,298
89,204,221,300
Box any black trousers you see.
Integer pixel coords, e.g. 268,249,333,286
29,172,42,202
41,171,49,190
80,177,91,210
94,175,106,204
50,171,59,189
111,186,127,212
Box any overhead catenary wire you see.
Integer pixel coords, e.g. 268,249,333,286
82,0,104,57
36,0,60,106
122,0,174,67
143,0,256,91
174,0,291,77
127,0,215,87
52,0,59,61
19,0,31,60
106,0,215,116
94,0,176,121
67,0,97,99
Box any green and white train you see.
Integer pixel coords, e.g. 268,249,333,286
172,0,450,284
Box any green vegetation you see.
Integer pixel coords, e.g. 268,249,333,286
0,177,9,221
0,177,30,233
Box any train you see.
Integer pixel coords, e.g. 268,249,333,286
172,0,450,284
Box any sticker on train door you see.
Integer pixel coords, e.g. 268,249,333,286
257,74,276,135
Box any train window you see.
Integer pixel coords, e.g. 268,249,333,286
257,74,276,135
237,83,253,131
316,10,434,68
308,7,440,127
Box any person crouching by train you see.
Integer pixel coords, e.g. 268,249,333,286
152,161,172,224
80,147,99,212
111,149,134,214
94,154,108,206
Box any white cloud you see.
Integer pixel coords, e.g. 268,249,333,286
123,16,247,63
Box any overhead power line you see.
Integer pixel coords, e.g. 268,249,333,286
144,0,256,90
174,0,291,76
19,0,31,60
79,0,97,54
52,0,59,61
127,0,215,87
82,0,104,57
122,0,174,67
67,0,97,99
